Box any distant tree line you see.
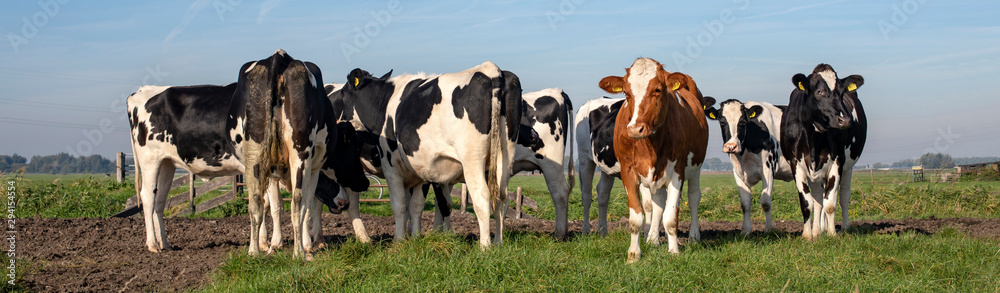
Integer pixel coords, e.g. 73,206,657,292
870,154,1000,170
0,153,115,174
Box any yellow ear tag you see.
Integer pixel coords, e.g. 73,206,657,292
847,83,857,91
353,77,360,87
797,82,805,91
612,86,623,93
749,112,756,119
671,82,681,91
708,112,716,119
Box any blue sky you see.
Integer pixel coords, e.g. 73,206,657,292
1,0,999,166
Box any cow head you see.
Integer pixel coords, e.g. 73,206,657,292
705,99,764,154
599,58,695,139
790,64,864,133
327,68,394,131
327,122,371,193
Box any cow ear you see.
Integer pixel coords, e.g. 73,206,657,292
843,74,864,92
347,68,368,89
746,105,763,119
702,96,717,110
664,72,689,93
705,107,719,120
379,70,393,80
599,76,626,94
792,73,809,92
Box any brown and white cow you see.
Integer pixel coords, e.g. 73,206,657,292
598,58,708,263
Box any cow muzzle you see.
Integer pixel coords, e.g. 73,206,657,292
835,115,851,130
723,142,740,153
627,123,653,139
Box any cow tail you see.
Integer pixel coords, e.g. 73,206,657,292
566,106,575,192
257,74,285,197
486,88,504,210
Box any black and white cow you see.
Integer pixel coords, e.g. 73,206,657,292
228,49,368,260
780,63,866,239
125,80,366,254
704,98,793,235
327,62,521,248
574,97,624,235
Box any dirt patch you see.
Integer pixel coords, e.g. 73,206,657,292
18,213,1000,292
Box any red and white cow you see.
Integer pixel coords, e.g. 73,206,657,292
598,58,708,263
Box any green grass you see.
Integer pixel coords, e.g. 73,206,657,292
6,170,1000,291
200,228,1000,292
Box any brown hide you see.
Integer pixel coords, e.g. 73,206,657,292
603,60,708,213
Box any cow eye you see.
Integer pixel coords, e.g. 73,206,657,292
654,88,661,93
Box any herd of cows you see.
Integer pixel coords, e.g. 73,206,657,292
125,50,866,263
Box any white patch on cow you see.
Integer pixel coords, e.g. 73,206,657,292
304,65,317,88
719,100,743,148
245,61,258,73
274,48,288,57
818,69,837,90
626,58,658,127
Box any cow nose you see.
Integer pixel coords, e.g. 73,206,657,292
835,115,850,129
627,123,649,139
723,143,739,153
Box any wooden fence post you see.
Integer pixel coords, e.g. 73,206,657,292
460,184,467,213
188,173,196,215
116,152,125,183
515,187,523,219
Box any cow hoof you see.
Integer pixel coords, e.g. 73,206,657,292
148,246,161,253
626,252,640,264
304,253,314,262
645,238,660,246
259,242,270,252
315,242,327,250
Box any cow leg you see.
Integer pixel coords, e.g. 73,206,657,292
595,172,614,236
808,180,825,240
686,167,702,243
289,158,318,261
383,166,411,242
432,184,454,232
345,189,371,243
265,181,282,253
578,157,597,235
642,185,662,246
137,160,164,252
793,169,814,240
408,186,425,237
492,188,508,247
734,177,754,236
663,173,683,254
641,184,653,237
243,147,266,256
839,170,853,232
760,164,776,233
150,164,175,251
309,195,324,251
539,160,569,240
622,174,643,264
822,171,842,237
465,168,494,250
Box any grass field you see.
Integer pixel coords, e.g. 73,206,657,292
4,170,1000,291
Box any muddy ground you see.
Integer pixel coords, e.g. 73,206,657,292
17,213,1000,292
